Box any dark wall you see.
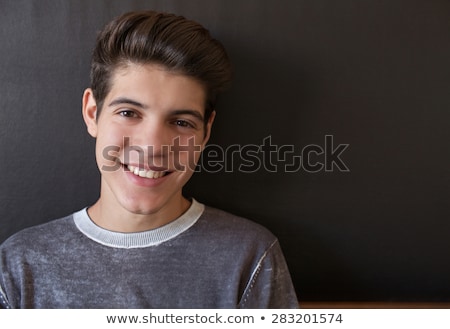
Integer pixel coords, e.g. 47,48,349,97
1,0,449,302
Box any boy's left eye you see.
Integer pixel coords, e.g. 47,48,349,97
174,120,193,128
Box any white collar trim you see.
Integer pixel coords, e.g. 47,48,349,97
73,199,204,249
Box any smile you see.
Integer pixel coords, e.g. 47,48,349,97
127,165,168,179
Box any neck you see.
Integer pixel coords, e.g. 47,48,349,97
87,194,191,233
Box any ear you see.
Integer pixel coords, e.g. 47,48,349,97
202,110,216,149
82,88,98,138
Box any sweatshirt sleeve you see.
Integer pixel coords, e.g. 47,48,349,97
0,244,12,309
238,239,298,309
0,284,11,309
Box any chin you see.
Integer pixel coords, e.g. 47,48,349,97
121,199,165,216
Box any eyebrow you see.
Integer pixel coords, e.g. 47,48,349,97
171,109,204,122
108,97,204,121
108,97,147,109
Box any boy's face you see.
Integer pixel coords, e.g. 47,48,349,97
82,63,213,219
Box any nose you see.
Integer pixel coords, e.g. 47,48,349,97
124,118,172,168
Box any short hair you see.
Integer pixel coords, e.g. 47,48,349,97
90,10,232,120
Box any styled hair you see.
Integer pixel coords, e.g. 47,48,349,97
90,10,232,120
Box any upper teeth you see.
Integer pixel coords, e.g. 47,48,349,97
127,165,166,179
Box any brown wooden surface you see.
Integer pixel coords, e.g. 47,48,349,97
300,302,450,309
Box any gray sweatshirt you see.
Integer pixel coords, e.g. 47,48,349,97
0,200,298,308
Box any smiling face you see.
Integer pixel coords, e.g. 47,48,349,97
82,63,214,231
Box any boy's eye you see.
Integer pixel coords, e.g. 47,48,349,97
174,120,193,128
119,110,137,118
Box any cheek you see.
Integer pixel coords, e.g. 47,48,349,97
95,127,127,167
170,135,204,171
97,123,129,148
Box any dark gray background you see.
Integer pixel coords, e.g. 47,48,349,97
1,0,449,302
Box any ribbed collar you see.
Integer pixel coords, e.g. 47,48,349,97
73,199,204,249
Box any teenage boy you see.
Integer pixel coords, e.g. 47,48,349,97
0,10,298,308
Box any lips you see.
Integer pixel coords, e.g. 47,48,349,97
126,165,169,179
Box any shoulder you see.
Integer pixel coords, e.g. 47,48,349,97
195,204,278,247
0,213,77,255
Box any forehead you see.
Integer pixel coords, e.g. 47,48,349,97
106,63,207,112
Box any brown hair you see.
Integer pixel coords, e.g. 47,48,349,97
90,10,232,120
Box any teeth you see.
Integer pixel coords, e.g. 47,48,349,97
127,165,166,179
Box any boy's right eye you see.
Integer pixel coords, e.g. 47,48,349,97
119,110,137,118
